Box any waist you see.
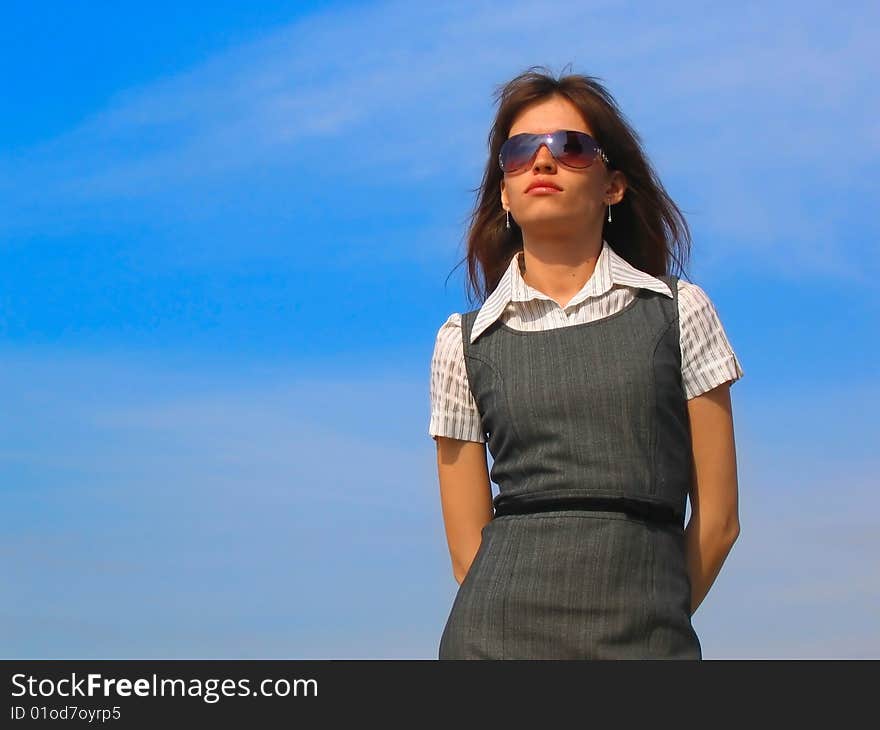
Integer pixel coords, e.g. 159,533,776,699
493,495,684,529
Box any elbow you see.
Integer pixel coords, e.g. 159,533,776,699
693,508,740,546
726,522,740,548
451,560,469,585
721,514,741,546
451,552,477,585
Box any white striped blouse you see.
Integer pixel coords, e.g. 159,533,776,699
429,239,744,443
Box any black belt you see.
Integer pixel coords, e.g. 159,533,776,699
493,496,684,529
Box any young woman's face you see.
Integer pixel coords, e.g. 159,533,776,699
500,95,624,236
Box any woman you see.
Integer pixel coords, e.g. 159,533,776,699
428,67,744,659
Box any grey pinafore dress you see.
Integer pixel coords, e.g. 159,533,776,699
438,274,701,659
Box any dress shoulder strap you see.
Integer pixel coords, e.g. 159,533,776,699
460,309,480,354
654,273,680,304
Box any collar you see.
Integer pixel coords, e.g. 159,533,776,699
469,238,673,344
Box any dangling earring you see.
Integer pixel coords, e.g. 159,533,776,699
607,202,612,223
506,209,510,229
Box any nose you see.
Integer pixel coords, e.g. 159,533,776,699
532,143,556,171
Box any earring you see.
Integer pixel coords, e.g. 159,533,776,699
506,209,510,229
607,202,612,223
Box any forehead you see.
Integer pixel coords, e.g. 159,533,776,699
508,95,592,136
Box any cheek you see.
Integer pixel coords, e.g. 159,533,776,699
578,181,608,205
563,183,601,204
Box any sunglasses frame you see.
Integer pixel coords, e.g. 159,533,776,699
498,129,610,173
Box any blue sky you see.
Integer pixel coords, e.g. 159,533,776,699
2,0,878,658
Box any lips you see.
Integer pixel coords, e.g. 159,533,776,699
525,179,562,192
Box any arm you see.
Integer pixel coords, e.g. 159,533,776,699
428,313,494,584
435,436,494,584
683,381,741,615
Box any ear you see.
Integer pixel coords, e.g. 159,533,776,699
606,170,627,205
500,178,508,210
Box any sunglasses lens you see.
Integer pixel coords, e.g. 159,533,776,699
557,131,598,168
500,131,600,172
500,135,535,172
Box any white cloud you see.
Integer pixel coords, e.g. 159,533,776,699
0,0,876,279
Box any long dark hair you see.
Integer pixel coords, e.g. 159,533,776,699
451,64,693,307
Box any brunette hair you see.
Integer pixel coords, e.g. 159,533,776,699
450,64,693,307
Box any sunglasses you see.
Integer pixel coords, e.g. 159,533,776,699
498,129,609,173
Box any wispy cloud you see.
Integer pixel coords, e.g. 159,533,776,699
2,0,879,658
2,0,877,278
2,346,878,657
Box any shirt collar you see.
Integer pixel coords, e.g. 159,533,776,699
469,238,673,344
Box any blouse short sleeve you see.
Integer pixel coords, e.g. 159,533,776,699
678,281,745,399
428,313,486,443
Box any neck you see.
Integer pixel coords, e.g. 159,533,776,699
518,230,604,308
